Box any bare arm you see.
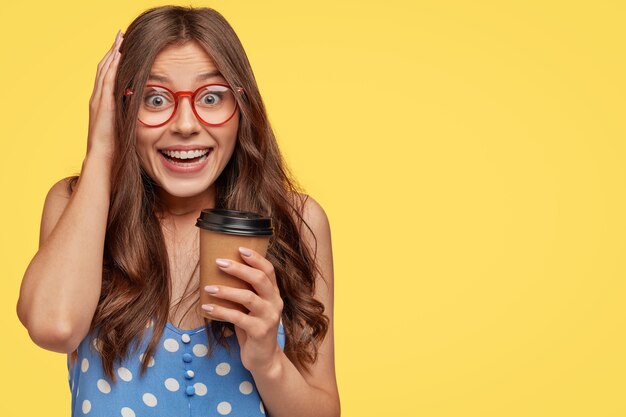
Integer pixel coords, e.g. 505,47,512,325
16,153,112,353
251,194,340,417
16,30,123,353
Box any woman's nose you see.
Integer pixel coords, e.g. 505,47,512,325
171,95,202,134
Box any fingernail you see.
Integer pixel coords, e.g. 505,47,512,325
216,258,231,267
205,285,219,294
239,247,252,257
201,304,214,312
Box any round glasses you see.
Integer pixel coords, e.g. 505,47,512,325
124,83,244,127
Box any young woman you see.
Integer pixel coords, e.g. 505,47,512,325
17,6,339,417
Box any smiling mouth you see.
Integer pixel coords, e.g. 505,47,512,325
159,148,212,165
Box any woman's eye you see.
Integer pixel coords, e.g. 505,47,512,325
142,88,173,109
200,92,222,106
145,94,167,108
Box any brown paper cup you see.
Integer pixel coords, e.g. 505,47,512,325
196,209,273,320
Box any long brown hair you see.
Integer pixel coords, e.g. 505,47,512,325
68,5,328,382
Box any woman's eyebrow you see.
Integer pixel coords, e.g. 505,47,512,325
147,70,222,82
196,71,222,80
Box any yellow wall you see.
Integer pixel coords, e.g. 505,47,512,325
2,1,624,416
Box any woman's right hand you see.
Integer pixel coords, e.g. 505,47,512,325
86,30,124,161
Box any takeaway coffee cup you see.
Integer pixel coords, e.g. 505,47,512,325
196,209,273,318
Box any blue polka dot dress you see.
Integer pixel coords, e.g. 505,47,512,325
67,319,285,416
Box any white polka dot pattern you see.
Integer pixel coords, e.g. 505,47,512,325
120,407,135,417
194,382,208,396
142,392,158,407
82,399,91,414
69,321,286,416
97,379,111,394
91,338,103,352
193,343,208,357
215,362,231,376
239,380,253,394
217,401,232,415
163,338,179,352
117,367,133,382
139,353,155,367
164,378,179,392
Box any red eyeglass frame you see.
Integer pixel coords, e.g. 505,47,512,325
124,83,245,128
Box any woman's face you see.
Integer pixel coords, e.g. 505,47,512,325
135,40,239,199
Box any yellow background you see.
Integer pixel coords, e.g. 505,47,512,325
1,1,625,416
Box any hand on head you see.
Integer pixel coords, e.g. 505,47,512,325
86,30,124,161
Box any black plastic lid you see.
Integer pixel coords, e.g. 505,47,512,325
195,208,273,236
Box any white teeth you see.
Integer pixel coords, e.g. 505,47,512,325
161,149,210,159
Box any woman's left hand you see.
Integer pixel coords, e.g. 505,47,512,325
202,247,284,374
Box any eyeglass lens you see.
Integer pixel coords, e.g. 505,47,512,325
138,85,237,126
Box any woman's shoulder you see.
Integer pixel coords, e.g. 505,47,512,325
46,176,78,200
39,176,78,247
285,191,331,258
289,191,328,223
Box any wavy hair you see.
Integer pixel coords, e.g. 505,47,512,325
68,5,328,382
